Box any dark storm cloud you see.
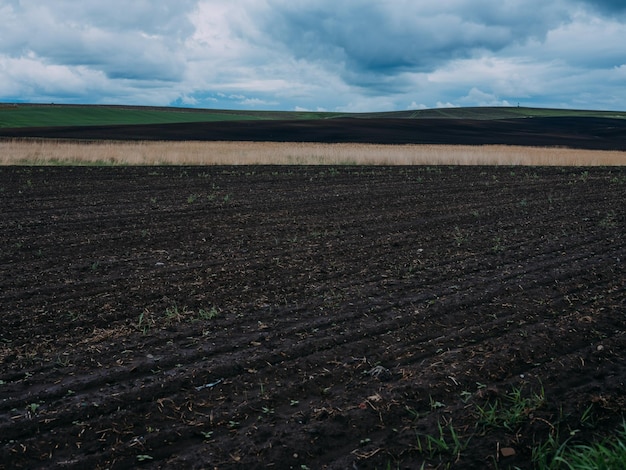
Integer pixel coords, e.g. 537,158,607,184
578,0,626,14
260,0,571,85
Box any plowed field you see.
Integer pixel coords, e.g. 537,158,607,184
1,165,625,469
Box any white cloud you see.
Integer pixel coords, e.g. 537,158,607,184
239,97,278,107
436,101,458,108
460,88,512,107
408,102,428,110
0,53,106,99
0,0,625,111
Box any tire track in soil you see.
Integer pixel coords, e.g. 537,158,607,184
1,166,625,469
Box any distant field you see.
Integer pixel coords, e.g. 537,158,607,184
2,140,625,166
0,104,347,129
1,103,624,128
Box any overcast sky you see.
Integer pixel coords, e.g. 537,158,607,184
1,0,625,111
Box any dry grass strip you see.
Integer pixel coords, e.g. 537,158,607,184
1,140,625,166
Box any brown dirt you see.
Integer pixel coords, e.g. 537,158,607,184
1,116,626,150
1,165,625,469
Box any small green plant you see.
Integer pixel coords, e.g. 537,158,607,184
415,421,467,461
197,307,219,321
67,311,81,322
599,211,617,229
137,310,153,334
491,236,505,253
475,385,544,431
187,193,198,204
460,390,473,403
55,354,71,367
579,404,596,428
26,403,40,414
610,175,626,184
165,303,192,323
452,226,466,247
136,454,153,462
429,395,446,410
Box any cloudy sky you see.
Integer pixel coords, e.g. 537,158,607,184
1,0,625,112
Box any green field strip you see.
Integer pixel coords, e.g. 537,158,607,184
0,103,623,129
0,105,270,128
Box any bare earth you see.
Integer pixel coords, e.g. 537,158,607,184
1,116,626,150
1,165,624,469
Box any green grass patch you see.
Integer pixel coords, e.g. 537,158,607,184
534,421,626,469
475,385,545,431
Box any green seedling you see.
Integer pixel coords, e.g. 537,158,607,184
533,420,626,470
197,307,219,320
475,385,544,431
415,421,467,461
491,236,505,253
26,403,40,414
599,211,617,229
67,311,81,322
137,310,154,334
165,303,191,323
55,354,71,367
429,395,445,410
452,226,466,247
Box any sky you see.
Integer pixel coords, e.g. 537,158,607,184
1,0,625,112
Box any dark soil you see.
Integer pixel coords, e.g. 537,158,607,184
1,166,625,469
2,116,626,150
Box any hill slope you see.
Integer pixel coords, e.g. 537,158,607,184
0,103,624,128
1,104,625,150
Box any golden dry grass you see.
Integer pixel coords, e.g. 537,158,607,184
1,140,625,166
